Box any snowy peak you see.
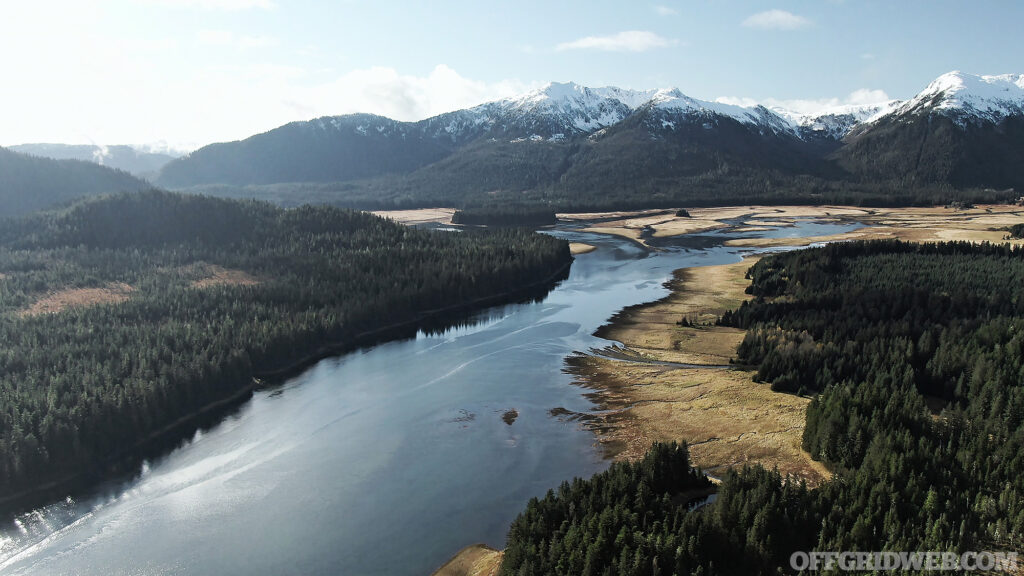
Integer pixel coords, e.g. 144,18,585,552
486,82,652,134
891,71,1024,125
645,89,794,134
778,101,903,140
301,72,1024,147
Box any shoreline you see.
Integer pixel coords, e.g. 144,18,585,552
431,204,1024,572
569,258,831,482
429,544,503,576
0,259,574,516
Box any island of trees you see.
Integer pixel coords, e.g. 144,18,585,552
0,191,571,502
501,240,1024,575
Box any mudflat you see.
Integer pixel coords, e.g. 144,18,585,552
570,258,830,484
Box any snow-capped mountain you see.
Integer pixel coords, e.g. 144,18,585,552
644,89,795,136
478,83,810,140
835,71,1024,189
157,70,1024,194
775,101,903,141
479,82,650,137
883,71,1024,126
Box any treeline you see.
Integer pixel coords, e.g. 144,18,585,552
1009,223,1024,238
501,443,821,576
452,205,558,227
502,240,1024,574
0,191,571,497
0,147,148,218
183,167,1020,215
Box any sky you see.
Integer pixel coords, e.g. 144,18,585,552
1,0,1021,151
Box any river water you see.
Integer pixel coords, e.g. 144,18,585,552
0,218,860,576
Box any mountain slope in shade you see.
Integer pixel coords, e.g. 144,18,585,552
157,114,466,188
0,147,150,218
835,71,1024,188
156,82,818,189
9,144,179,178
156,71,1024,200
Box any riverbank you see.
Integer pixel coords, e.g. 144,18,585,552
430,545,503,576
558,204,1024,248
434,205,1024,573
435,257,828,573
0,256,573,518
569,258,830,483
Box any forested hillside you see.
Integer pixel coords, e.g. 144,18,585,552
502,241,1024,575
0,191,571,499
835,114,1024,190
9,144,177,179
154,72,1024,211
0,147,149,218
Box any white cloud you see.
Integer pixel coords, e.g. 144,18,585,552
845,88,890,106
135,0,275,10
0,59,534,150
300,65,536,123
716,89,892,116
741,9,812,30
861,53,876,60
715,96,760,108
556,30,677,53
653,5,678,16
197,29,279,48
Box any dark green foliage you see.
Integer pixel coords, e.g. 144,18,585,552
0,147,148,218
156,114,461,188
8,144,176,179
452,205,557,227
675,209,691,218
506,241,1024,575
0,191,571,496
836,114,1024,190
723,240,1024,552
154,110,1023,211
500,443,820,576
1008,223,1024,238
178,167,1018,214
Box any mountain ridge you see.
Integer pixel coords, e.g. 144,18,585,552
154,71,1024,206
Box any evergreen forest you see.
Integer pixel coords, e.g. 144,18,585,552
0,191,571,499
502,240,1024,575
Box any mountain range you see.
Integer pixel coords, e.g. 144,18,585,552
2,71,1021,217
9,144,180,180
0,147,150,218
150,71,1024,209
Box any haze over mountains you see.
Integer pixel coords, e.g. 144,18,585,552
9,144,180,180
2,71,1022,218
151,71,1024,210
0,148,149,218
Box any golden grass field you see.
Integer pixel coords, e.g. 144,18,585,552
430,545,503,576
569,242,596,255
559,204,1024,248
19,282,135,317
574,258,831,484
397,204,1024,571
15,262,261,317
372,207,456,226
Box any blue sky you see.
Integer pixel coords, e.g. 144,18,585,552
1,0,1020,150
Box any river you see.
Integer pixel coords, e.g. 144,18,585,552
0,217,860,576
